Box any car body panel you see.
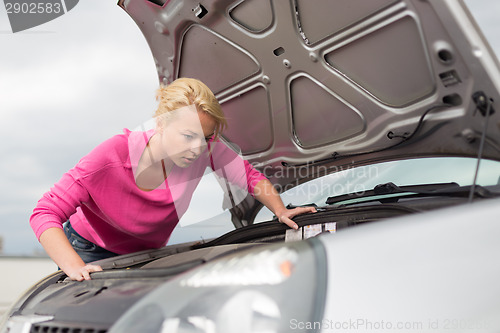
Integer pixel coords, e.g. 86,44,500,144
321,197,500,332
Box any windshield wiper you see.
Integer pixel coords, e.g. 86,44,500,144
325,182,499,206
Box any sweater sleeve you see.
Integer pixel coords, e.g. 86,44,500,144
29,133,127,241
29,170,91,240
208,140,267,196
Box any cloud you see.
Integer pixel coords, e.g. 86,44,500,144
464,0,500,57
0,0,159,254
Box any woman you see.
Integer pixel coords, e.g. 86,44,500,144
30,78,315,281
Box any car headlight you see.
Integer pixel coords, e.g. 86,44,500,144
108,240,327,333
0,272,61,333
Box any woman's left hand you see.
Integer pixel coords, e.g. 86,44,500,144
252,179,317,230
276,206,317,230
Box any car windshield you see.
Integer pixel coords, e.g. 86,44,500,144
167,156,500,244
255,157,500,222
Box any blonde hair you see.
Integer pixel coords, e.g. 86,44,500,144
155,78,227,139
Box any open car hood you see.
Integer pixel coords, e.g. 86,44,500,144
118,0,500,187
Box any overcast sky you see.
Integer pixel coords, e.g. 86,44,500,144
0,0,499,255
0,0,158,255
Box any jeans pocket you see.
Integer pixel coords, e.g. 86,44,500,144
69,233,96,252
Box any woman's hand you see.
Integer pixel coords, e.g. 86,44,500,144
39,228,103,281
253,179,317,230
276,206,317,230
65,264,103,281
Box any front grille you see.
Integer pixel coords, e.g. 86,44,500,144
31,321,108,333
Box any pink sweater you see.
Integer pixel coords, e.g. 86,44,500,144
30,129,266,254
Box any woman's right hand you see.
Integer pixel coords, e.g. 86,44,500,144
39,227,103,281
65,264,103,281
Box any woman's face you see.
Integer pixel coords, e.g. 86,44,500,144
158,105,216,168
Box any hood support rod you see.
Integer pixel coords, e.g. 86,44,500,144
469,91,494,203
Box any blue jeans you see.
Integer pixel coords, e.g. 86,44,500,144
64,222,118,263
